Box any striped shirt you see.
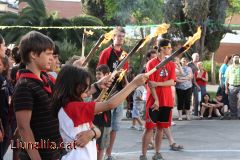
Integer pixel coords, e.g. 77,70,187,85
13,70,61,159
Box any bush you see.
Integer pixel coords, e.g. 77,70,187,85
202,60,221,84
55,39,80,63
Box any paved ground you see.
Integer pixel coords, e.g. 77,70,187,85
6,85,238,160
111,119,240,160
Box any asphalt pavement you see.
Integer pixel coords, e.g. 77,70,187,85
6,85,239,160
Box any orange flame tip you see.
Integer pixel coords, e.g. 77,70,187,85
138,23,170,51
183,27,202,48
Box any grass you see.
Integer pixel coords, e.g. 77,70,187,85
208,91,217,100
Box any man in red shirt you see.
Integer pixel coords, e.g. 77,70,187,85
140,39,176,160
98,26,128,160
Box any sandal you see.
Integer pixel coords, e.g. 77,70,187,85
170,143,184,151
147,143,155,150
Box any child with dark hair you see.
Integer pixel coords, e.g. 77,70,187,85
199,93,215,119
52,65,147,160
0,56,12,159
0,34,6,58
92,64,111,160
48,44,61,78
12,31,62,160
212,93,230,119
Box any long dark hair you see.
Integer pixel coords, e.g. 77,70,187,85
0,34,4,44
201,93,210,103
0,56,9,77
52,65,92,116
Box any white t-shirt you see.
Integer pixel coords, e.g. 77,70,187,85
58,101,97,160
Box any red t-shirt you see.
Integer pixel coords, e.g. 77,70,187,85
195,70,207,86
98,45,128,72
64,101,96,127
146,57,176,108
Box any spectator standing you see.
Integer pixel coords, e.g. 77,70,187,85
0,56,11,160
176,57,193,120
129,85,145,131
97,26,128,160
225,54,240,119
188,53,200,116
195,62,208,98
217,56,231,109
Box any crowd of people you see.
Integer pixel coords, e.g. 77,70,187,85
0,26,239,160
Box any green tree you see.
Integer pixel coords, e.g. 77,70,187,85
0,0,105,48
82,0,164,25
163,0,238,83
164,0,233,58
0,0,49,43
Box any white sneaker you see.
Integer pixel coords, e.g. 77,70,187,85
129,126,137,130
171,122,176,126
138,126,144,131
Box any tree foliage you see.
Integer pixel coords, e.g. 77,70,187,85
164,0,233,58
227,0,240,15
82,0,164,25
0,0,104,48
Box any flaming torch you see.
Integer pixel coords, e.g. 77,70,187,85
145,27,202,77
98,38,146,101
81,29,94,57
82,29,116,66
137,23,170,51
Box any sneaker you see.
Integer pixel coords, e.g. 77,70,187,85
171,121,176,126
129,126,137,130
138,126,145,131
105,155,115,160
152,152,164,160
219,116,224,120
223,112,231,120
147,144,155,150
139,155,148,160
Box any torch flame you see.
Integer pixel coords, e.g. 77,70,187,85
84,29,94,36
117,69,127,82
100,30,116,47
119,51,128,61
183,27,202,49
137,23,170,51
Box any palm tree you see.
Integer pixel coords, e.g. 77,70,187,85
0,0,104,46
0,0,48,43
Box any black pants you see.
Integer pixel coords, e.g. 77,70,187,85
176,88,192,110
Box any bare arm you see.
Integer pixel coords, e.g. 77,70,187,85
225,77,229,94
88,74,113,96
16,110,41,160
149,87,159,111
193,76,200,90
201,102,211,108
219,72,222,85
201,72,208,82
75,125,101,147
148,79,175,88
94,74,148,114
0,119,4,142
136,96,143,101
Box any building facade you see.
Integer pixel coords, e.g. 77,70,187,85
0,1,18,14
19,0,82,18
